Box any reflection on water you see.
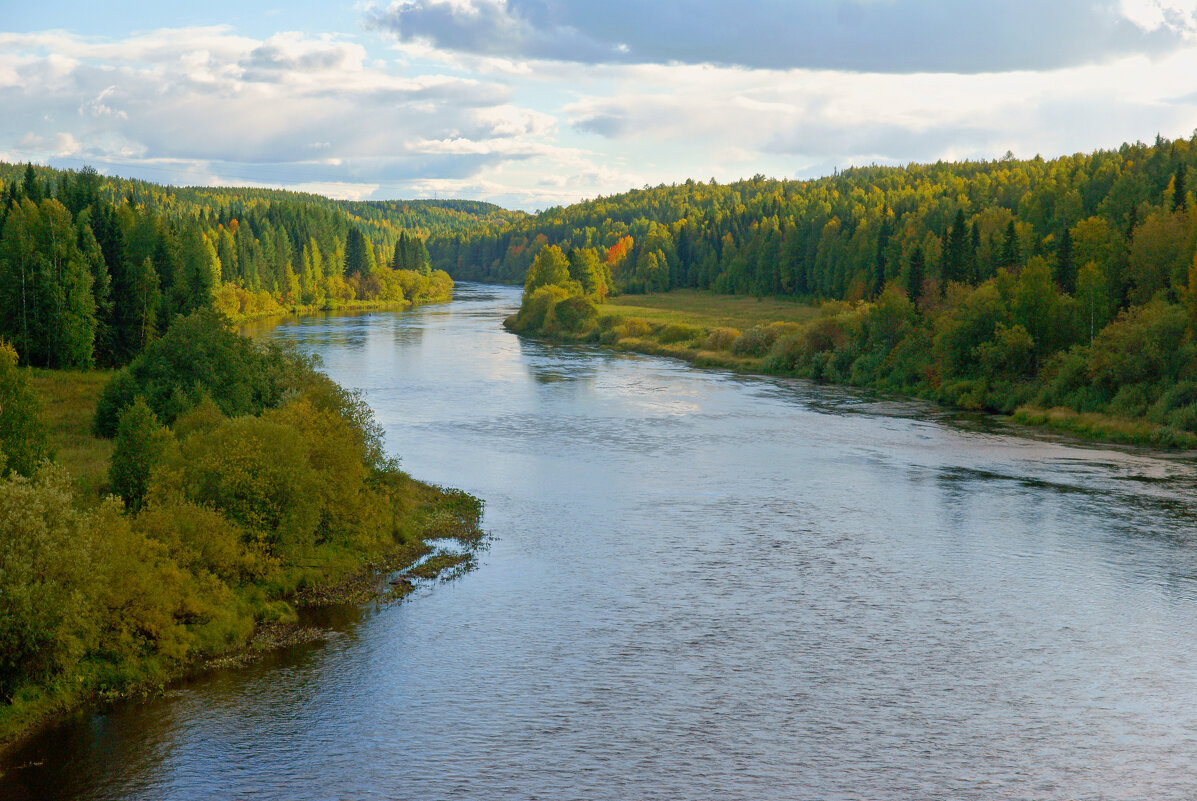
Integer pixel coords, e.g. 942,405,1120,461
7,283,1197,799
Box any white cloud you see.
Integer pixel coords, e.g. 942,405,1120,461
18,131,82,157
560,49,1197,173
366,0,1194,73
0,26,579,206
1119,0,1197,34
5,7,1197,211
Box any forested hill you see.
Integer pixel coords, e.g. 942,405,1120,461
491,133,1197,442
429,135,1197,306
0,162,521,246
0,161,514,369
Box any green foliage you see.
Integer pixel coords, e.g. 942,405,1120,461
551,295,599,333
658,323,703,344
0,161,473,370
0,319,485,745
0,464,102,701
94,309,293,436
524,244,575,294
109,397,173,511
507,284,571,333
0,340,49,476
1087,300,1190,393
0,462,234,705
343,227,375,278
704,327,741,350
0,199,96,368
731,326,779,357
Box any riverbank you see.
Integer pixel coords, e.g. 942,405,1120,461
220,286,455,325
508,288,1197,450
0,332,485,759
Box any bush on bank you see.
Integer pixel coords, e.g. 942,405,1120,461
505,244,1197,446
0,309,478,749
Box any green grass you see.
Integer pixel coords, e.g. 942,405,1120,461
1012,405,1197,449
603,289,820,330
28,369,114,501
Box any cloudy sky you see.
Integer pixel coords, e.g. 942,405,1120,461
3,1,1197,210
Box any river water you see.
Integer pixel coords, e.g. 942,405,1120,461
6,282,1197,800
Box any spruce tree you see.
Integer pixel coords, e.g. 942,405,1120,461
344,227,373,277
905,247,925,301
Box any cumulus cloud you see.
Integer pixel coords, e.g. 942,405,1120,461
7,5,1197,210
0,27,559,200
561,49,1197,175
366,0,1197,73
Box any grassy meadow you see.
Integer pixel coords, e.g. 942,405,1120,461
602,289,820,330
28,369,115,502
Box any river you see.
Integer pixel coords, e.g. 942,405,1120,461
6,282,1197,800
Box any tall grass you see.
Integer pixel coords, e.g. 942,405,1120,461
28,369,115,502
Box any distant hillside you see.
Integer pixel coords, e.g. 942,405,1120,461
429,134,1196,304
482,133,1197,443
0,162,524,252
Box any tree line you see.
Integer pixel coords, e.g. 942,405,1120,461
431,135,1196,311
0,163,472,369
493,134,1197,441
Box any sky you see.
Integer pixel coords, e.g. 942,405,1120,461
3,1,1197,211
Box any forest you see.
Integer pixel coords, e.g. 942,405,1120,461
0,163,493,749
470,135,1197,444
0,161,512,369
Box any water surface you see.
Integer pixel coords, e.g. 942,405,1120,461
6,283,1197,800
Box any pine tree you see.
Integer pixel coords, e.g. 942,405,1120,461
905,247,925,301
1054,225,1074,292
344,227,373,277
21,164,42,204
872,217,891,298
1001,220,1020,269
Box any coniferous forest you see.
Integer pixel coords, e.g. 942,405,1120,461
0,161,523,369
452,135,1197,443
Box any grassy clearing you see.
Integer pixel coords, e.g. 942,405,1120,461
603,289,820,330
28,369,114,502
1012,406,1197,449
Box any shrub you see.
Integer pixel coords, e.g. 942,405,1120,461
1087,300,1188,391
761,334,804,374
765,321,804,340
94,309,297,437
617,317,652,339
167,415,323,558
109,397,174,511
550,295,599,333
704,327,741,351
1150,381,1197,430
798,316,850,355
658,323,703,344
135,499,269,584
731,326,779,357
597,314,622,331
0,340,49,477
0,465,99,700
507,285,570,333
